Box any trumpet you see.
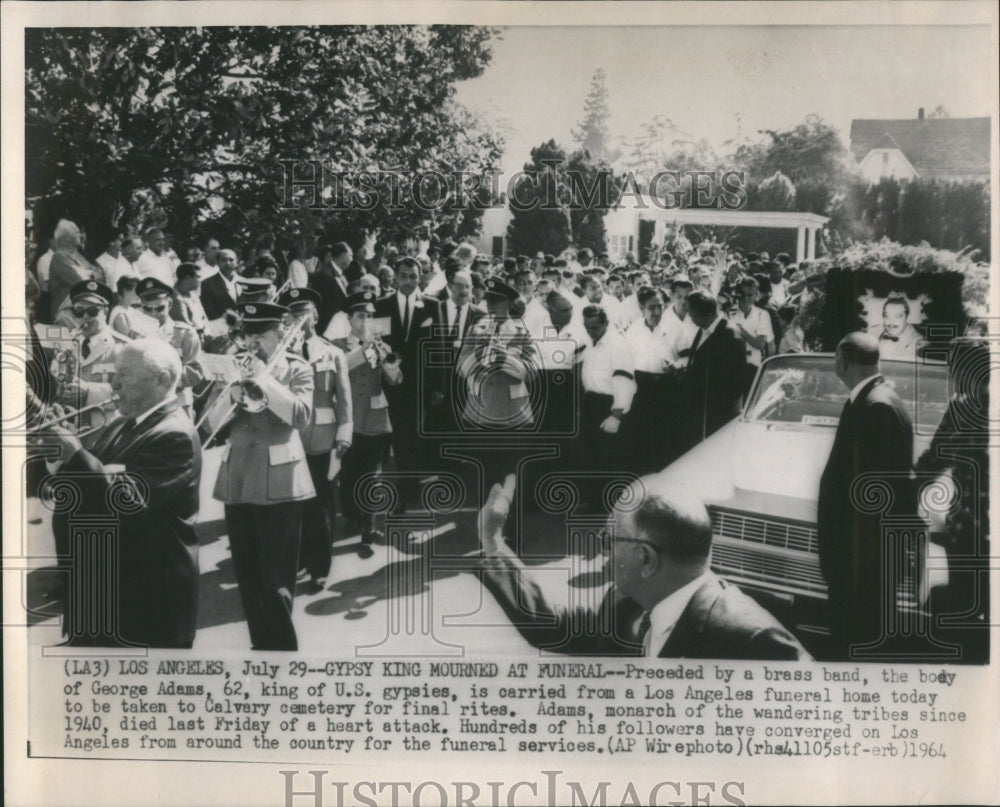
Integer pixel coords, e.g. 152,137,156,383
31,395,121,438
364,335,396,368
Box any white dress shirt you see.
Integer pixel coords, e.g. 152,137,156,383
444,299,470,345
36,248,54,292
96,252,137,291
581,327,635,413
535,322,590,371
660,306,699,361
624,319,674,374
136,250,177,285
730,305,774,367
396,291,420,338
643,570,713,657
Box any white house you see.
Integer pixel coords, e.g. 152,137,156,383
850,108,990,184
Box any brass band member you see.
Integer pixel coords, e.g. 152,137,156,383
278,287,353,590
57,280,127,436
333,291,402,558
213,301,315,650
136,277,203,416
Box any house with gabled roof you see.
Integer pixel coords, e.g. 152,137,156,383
849,108,990,184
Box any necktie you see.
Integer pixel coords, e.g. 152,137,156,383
302,341,310,361
638,612,652,655
687,329,703,366
403,298,411,338
81,337,91,359
881,333,900,342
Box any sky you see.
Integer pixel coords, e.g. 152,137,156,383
453,25,994,177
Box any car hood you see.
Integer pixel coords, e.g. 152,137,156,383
649,419,836,524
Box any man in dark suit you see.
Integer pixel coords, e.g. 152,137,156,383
477,475,809,659
374,257,442,509
680,289,747,450
43,338,202,648
426,268,484,438
818,332,914,659
309,243,352,333
199,248,241,321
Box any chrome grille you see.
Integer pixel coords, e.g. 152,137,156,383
711,538,827,597
712,509,818,553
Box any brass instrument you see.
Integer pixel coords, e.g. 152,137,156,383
32,395,121,438
200,317,309,446
364,335,396,369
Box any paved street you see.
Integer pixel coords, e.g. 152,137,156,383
23,446,611,656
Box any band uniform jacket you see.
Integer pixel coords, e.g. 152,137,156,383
456,314,540,428
683,317,747,443
817,374,914,646
156,318,204,408
480,547,809,660
56,397,202,647
73,327,129,432
299,334,353,454
332,335,402,435
199,272,239,321
213,351,316,504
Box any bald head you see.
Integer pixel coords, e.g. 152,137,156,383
835,331,881,388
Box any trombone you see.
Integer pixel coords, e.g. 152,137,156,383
199,316,309,446
31,395,121,438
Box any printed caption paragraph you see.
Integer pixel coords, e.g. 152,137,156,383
32,657,971,761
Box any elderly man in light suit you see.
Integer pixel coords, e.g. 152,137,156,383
213,301,315,650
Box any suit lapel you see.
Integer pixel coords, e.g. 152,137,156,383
105,401,178,462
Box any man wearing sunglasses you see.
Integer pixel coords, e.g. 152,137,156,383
59,280,128,435
477,475,809,660
136,278,203,416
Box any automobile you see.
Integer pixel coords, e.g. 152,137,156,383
650,352,952,656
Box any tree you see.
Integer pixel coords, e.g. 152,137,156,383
506,140,572,256
621,114,720,184
572,69,612,163
25,26,503,255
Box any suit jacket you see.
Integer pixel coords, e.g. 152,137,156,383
480,548,809,660
427,300,485,430
199,272,239,321
374,293,442,434
817,375,914,648
309,268,350,334
55,399,202,647
299,335,352,454
213,352,316,505
683,318,747,445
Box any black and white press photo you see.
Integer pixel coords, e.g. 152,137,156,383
3,3,997,806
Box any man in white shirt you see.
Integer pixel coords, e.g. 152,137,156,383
95,230,137,292
660,275,699,362
136,228,178,285
581,274,627,331
36,238,54,293
578,305,635,506
729,276,774,391
197,237,221,281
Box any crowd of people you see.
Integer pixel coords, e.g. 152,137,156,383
25,217,983,659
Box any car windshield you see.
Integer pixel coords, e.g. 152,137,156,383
745,354,950,431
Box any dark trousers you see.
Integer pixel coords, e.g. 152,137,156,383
578,391,626,509
301,452,336,580
341,433,390,533
387,387,425,505
627,371,670,474
225,501,303,651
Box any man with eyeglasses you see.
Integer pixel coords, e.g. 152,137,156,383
136,278,203,416
58,280,128,436
476,475,809,659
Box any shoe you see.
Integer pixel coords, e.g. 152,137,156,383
296,568,310,583
312,577,327,592
356,544,374,559
363,529,384,544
